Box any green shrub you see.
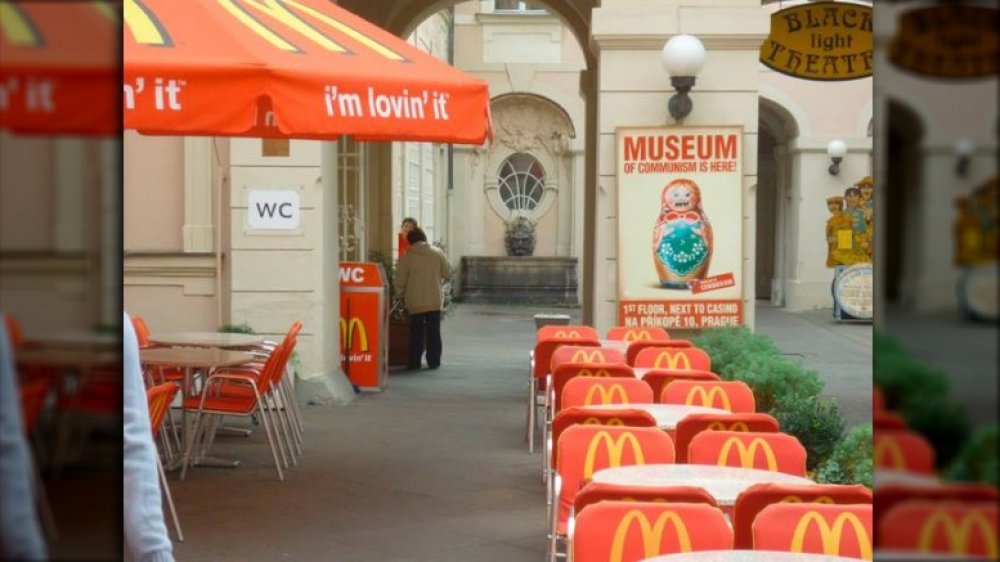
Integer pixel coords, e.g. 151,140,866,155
897,394,972,469
727,355,825,413
773,396,846,472
219,323,255,334
873,346,949,411
816,423,873,488
946,423,998,487
693,327,780,380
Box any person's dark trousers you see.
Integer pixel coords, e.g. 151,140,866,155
408,310,442,369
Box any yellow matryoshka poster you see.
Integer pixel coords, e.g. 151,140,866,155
617,125,744,330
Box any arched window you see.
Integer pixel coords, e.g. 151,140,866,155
497,153,546,212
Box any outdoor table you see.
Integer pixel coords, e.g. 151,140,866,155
873,550,971,560
139,347,257,471
23,331,119,350
15,349,119,369
592,464,815,508
641,551,860,562
579,404,730,431
599,339,632,351
873,469,940,489
148,332,267,349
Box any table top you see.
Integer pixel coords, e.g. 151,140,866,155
873,550,973,560
580,404,730,430
15,349,119,369
140,347,257,369
641,551,860,562
592,464,814,506
873,469,941,489
599,339,632,350
24,331,119,349
148,332,267,348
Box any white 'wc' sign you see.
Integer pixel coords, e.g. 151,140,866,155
247,190,300,230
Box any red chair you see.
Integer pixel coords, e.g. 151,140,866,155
642,369,719,405
873,410,907,430
551,363,635,414
572,500,732,562
733,483,873,549
147,382,183,541
550,345,626,370
878,501,997,558
528,333,600,453
131,316,152,347
3,314,25,349
633,346,710,370
562,376,653,409
688,430,807,476
874,429,935,474
550,426,675,562
574,482,717,517
674,413,780,463
605,326,670,342
752,502,873,559
874,483,999,545
537,324,599,341
627,341,697,366
19,379,50,433
873,385,884,412
661,380,756,413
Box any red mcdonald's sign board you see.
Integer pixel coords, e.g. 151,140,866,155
340,262,388,390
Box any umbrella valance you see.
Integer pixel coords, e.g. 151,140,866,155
124,0,492,144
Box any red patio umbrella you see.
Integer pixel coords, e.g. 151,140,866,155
2,1,493,144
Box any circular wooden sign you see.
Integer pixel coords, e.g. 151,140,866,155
834,263,873,320
959,266,998,321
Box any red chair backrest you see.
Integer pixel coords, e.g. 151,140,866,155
733,483,873,549
642,370,719,405
574,482,718,517
573,500,732,562
873,410,907,430
752,502,873,560
627,341,696,366
551,346,626,371
633,346,710,370
537,324,599,341
562,376,653,409
551,407,657,469
874,429,935,474
146,382,180,438
688,430,807,476
878,501,997,558
661,380,756,413
874,483,999,545
533,338,600,379
3,314,25,349
19,379,50,433
555,425,675,529
674,412,780,463
552,363,635,413
605,326,669,342
131,316,152,348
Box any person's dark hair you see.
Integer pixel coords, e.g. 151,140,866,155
401,217,418,228
406,226,427,245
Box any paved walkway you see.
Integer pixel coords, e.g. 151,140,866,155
170,302,871,561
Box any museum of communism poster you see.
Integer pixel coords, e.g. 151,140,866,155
617,126,744,330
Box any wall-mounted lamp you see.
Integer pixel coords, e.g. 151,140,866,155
661,35,706,122
954,138,973,177
827,139,847,175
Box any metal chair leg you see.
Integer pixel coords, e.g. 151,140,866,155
156,454,183,542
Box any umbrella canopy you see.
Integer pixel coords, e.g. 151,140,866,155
124,0,492,144
0,2,118,135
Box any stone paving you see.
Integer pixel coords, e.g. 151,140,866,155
166,302,872,561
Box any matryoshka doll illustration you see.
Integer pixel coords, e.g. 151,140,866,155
652,178,713,288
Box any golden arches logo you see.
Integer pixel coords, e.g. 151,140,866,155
623,330,654,342
339,317,369,352
578,368,612,378
554,330,581,338
571,350,606,364
653,352,692,370
684,386,732,411
583,417,625,426
718,437,778,471
873,437,907,470
585,384,630,405
610,510,692,562
791,511,872,560
917,510,997,558
583,431,645,480
707,421,750,431
782,495,835,504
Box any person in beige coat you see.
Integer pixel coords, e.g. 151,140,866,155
394,227,450,370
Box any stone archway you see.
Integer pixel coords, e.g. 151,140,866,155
757,97,801,306
884,99,924,305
